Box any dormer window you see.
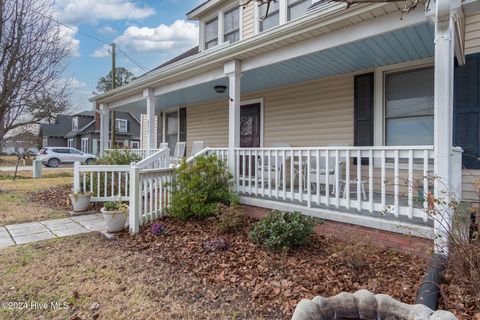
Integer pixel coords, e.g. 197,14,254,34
224,7,240,44
288,0,310,20
205,17,218,49
72,117,78,131
259,1,279,32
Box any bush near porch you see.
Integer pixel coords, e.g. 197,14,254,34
169,155,238,220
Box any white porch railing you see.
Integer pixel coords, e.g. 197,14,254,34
74,162,131,202
105,148,162,160
136,148,170,169
234,146,462,223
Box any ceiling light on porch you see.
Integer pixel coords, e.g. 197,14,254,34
214,85,227,94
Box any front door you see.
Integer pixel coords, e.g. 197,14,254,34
240,103,261,148
240,103,261,179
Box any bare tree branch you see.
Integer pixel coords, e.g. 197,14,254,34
0,0,70,146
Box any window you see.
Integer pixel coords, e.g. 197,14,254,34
205,17,218,49
288,0,310,20
81,138,89,153
42,136,48,147
260,1,280,31
224,7,240,44
52,148,70,154
163,108,187,154
131,141,140,149
72,117,78,131
116,119,128,133
385,67,434,146
67,139,74,148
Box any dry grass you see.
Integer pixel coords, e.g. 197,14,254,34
0,234,266,320
0,175,72,226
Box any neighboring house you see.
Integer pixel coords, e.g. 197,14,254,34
1,131,39,155
39,114,72,148
40,110,141,155
90,1,480,252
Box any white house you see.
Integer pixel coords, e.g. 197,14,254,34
85,0,480,253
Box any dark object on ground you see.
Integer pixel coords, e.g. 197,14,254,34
416,253,447,311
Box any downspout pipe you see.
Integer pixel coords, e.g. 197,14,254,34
415,253,448,310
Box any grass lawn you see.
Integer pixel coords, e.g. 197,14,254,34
0,234,264,320
0,170,73,226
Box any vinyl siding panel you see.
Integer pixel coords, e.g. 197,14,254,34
186,100,229,156
466,13,480,54
244,75,354,147
242,1,255,39
462,169,480,202
140,114,158,149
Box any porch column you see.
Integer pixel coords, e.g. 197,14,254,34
99,103,110,156
143,88,156,151
433,0,455,254
224,60,242,176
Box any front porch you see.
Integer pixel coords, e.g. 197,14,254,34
86,2,467,252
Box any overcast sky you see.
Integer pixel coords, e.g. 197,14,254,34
55,0,203,111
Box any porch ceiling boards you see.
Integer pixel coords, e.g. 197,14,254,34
115,22,434,112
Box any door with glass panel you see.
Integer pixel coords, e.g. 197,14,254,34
240,103,261,183
164,108,186,156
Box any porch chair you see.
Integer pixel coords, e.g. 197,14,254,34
191,141,204,156
171,141,186,165
257,143,291,188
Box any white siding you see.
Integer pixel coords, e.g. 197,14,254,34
466,13,480,55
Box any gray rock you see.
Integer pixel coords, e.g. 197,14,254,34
292,290,457,320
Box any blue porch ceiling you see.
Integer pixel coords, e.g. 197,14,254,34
118,22,434,112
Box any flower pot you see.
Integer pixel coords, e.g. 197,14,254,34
292,289,456,320
69,193,92,212
101,208,127,233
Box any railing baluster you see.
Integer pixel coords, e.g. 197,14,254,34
423,149,429,221
143,179,148,223
104,172,107,198
243,150,247,192
394,149,399,218
369,150,373,213
275,150,279,199
335,150,340,208
268,150,272,198
261,150,265,197
345,150,350,209
282,150,286,200
254,150,258,196
307,150,311,208
299,150,303,202
356,150,361,212
236,149,240,191
381,150,386,210
82,173,86,193
118,171,122,197
248,149,252,195
317,150,321,206
149,177,153,221
408,149,413,220
290,150,294,201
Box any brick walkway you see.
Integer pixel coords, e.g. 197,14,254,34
0,214,105,248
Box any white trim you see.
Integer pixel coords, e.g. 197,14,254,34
162,107,184,145
116,119,128,133
241,98,265,148
81,138,89,153
72,117,78,131
42,136,48,148
373,58,434,148
68,138,74,148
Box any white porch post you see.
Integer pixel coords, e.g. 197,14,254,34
144,88,156,151
224,60,242,176
99,103,110,156
433,0,455,254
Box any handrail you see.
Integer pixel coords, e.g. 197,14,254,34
136,148,170,169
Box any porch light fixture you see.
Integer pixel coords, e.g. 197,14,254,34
214,85,227,93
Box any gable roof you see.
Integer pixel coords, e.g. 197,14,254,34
39,114,72,137
64,120,96,138
139,47,200,79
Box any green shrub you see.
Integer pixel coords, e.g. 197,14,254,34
169,155,238,220
249,210,318,251
215,203,244,233
96,149,141,165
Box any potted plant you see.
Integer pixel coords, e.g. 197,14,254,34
101,201,128,233
69,191,92,212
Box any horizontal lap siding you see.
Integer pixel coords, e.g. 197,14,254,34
186,100,229,156
243,2,255,39
248,75,354,147
466,13,480,55
462,169,480,202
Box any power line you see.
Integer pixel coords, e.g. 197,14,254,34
33,9,149,72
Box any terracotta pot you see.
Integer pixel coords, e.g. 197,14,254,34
101,208,127,233
292,289,457,320
69,193,91,212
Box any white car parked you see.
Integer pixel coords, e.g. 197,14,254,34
37,147,97,167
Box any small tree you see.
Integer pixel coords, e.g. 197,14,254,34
96,67,134,93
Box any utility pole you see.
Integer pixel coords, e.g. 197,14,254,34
110,43,117,147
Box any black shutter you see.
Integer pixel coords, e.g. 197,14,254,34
179,108,187,144
454,53,480,169
127,120,130,133
354,73,374,164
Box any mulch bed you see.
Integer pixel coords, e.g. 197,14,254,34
117,218,427,319
27,184,102,212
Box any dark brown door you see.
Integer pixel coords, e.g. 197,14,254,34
240,103,261,180
240,103,261,148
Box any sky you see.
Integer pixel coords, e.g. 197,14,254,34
54,0,203,111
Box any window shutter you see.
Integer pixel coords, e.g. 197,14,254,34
127,120,130,133
354,73,374,164
454,53,480,169
179,108,187,143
